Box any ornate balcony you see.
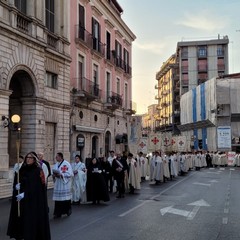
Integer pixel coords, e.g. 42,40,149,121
104,91,122,110
72,77,101,102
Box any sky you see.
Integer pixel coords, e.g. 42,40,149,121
119,0,240,114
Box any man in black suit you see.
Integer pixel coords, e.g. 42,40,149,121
112,152,128,198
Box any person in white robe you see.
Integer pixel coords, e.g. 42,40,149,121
162,154,170,180
152,151,163,184
52,152,73,219
149,152,156,182
138,152,148,181
127,153,140,194
194,152,202,170
169,153,178,178
71,154,86,204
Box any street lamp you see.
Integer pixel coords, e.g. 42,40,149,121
1,114,21,216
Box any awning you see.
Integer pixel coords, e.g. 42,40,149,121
74,125,104,133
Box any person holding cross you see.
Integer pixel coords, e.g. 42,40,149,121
52,152,73,219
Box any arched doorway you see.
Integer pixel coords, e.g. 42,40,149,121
92,135,98,158
8,70,36,166
105,131,111,157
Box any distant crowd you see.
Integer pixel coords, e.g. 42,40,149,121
6,150,240,240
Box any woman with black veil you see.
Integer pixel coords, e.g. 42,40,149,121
86,158,110,204
7,151,51,240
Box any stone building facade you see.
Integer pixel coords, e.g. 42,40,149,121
69,0,136,160
0,0,71,179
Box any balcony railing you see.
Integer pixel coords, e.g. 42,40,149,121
16,13,30,34
75,25,105,57
72,77,101,99
106,91,122,107
47,31,59,49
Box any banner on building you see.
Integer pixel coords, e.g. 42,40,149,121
128,116,142,155
138,137,148,154
148,134,161,152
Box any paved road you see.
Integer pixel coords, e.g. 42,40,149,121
1,167,240,240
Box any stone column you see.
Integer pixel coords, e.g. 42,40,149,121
0,90,12,172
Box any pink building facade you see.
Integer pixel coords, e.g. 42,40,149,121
69,0,136,160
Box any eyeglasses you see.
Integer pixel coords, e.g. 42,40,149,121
26,156,34,159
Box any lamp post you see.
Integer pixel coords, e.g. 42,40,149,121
11,115,21,216
2,114,21,216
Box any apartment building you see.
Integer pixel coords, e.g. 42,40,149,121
155,36,229,138
155,54,180,135
177,36,229,95
0,0,71,184
69,0,136,159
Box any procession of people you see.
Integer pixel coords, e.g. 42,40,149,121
6,148,237,239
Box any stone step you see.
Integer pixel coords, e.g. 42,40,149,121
0,177,53,199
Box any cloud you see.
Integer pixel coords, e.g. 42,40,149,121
176,10,229,31
134,41,166,55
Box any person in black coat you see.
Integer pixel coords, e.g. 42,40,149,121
100,157,112,192
7,151,51,240
86,158,110,204
112,153,128,198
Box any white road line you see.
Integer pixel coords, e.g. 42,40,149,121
119,172,196,217
187,206,200,220
222,217,228,224
193,182,211,187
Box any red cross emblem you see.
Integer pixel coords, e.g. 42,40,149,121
61,165,68,173
151,137,159,145
164,137,169,146
171,139,176,145
139,141,146,148
179,140,184,146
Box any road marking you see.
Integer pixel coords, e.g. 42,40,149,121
193,182,211,187
230,168,235,171
118,172,197,217
206,172,220,174
187,206,200,220
160,199,210,220
224,208,229,214
208,180,218,183
222,217,228,224
219,168,225,170
160,206,190,217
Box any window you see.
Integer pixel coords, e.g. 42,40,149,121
106,31,111,60
106,72,111,100
15,0,26,13
116,78,120,95
198,59,208,72
181,47,188,58
217,45,224,57
198,46,207,57
92,18,100,51
78,55,84,90
124,49,129,73
78,4,85,40
115,40,122,67
45,71,57,89
93,64,98,85
124,83,128,109
45,0,54,32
